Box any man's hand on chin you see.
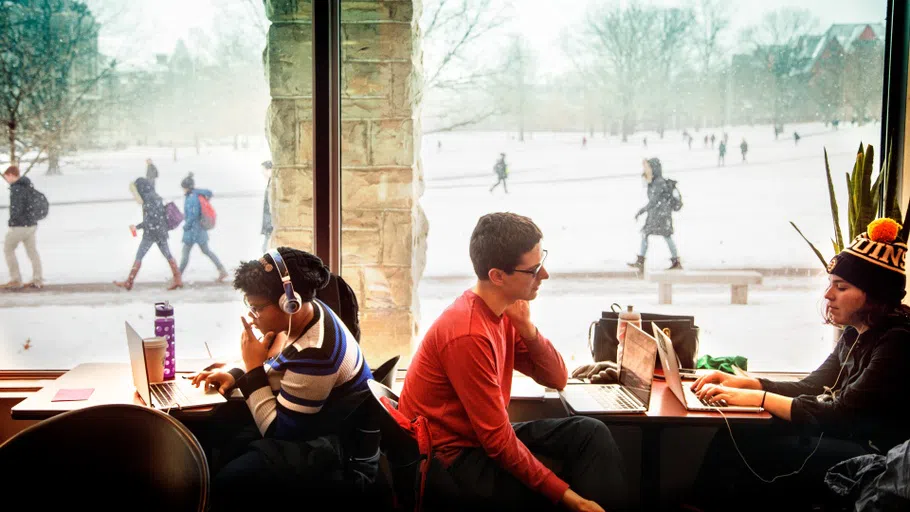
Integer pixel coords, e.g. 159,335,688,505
504,300,538,340
561,489,605,512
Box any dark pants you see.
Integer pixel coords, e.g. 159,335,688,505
135,236,173,262
490,176,508,193
690,424,871,511
179,241,225,273
442,416,629,511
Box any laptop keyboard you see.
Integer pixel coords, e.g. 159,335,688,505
589,386,640,410
151,381,188,408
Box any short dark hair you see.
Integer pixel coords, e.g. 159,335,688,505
469,212,542,280
233,247,331,304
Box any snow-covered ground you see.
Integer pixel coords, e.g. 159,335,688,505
0,121,882,372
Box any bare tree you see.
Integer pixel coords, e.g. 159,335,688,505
0,0,114,175
420,0,512,133
652,8,695,137
585,2,660,141
495,34,535,141
741,7,818,128
691,0,729,75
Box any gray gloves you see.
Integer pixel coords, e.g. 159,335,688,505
571,361,619,384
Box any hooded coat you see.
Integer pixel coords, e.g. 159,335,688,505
132,177,168,241
636,159,675,237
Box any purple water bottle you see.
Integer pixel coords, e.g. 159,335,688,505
155,301,176,381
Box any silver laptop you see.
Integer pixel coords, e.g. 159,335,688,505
125,321,226,410
560,323,657,414
652,323,763,413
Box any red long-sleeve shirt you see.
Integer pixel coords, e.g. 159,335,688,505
399,290,570,503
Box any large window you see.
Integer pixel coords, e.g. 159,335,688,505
0,0,901,373
342,0,892,372
0,0,278,369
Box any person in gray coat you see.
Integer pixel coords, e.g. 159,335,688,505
627,158,681,273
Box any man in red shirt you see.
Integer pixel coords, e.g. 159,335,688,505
399,213,628,511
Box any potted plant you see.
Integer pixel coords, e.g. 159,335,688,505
790,143,909,348
790,143,910,267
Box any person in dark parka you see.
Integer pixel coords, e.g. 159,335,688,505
627,158,681,272
114,177,182,290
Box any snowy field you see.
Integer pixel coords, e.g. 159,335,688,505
0,121,883,372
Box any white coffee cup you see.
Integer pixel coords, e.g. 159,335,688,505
143,337,168,383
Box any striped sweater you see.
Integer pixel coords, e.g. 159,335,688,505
229,299,373,440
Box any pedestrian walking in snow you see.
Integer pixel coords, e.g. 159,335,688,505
740,138,749,163
114,177,182,291
718,140,727,166
146,158,159,189
489,153,509,194
627,158,682,274
179,173,228,282
2,166,44,289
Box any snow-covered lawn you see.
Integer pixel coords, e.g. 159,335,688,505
0,122,881,371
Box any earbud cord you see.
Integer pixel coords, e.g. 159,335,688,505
710,330,859,483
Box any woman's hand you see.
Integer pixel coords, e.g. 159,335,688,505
190,370,235,395
693,383,764,408
691,371,761,393
240,316,276,372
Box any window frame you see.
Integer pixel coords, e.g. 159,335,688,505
1,0,907,377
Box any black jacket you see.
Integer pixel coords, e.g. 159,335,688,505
637,176,675,237
826,438,910,511
8,177,38,227
133,178,168,241
759,313,910,453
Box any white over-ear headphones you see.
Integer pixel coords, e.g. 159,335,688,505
267,249,302,314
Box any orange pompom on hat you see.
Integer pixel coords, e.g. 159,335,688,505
827,218,907,304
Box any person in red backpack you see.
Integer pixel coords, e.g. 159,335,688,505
179,173,228,282
399,212,629,512
114,177,182,290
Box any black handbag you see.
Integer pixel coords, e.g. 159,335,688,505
588,307,700,370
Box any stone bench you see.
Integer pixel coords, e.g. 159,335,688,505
647,270,763,305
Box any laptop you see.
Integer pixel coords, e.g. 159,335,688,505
559,323,658,414
652,323,763,413
125,321,226,410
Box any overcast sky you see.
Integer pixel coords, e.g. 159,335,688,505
86,0,888,68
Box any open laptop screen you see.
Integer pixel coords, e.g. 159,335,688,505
125,321,153,407
619,324,659,406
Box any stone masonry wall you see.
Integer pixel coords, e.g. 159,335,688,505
263,0,426,366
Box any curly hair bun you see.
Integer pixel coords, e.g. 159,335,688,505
277,247,331,300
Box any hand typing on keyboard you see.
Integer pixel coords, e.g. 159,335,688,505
693,382,765,408
571,361,619,384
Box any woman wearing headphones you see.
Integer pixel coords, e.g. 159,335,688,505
685,218,910,510
190,247,377,509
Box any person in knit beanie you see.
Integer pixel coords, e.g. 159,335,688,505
686,218,910,510
189,247,377,510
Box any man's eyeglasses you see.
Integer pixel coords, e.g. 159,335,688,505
512,250,548,278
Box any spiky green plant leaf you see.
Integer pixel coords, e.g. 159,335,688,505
790,222,829,269
824,149,843,252
858,144,875,235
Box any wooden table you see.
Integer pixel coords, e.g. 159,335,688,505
10,361,222,421
561,378,772,510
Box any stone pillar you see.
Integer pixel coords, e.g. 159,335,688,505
264,0,426,366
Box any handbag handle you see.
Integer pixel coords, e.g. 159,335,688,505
588,320,598,357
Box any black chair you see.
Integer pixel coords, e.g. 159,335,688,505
371,355,401,390
0,403,209,511
367,379,462,511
